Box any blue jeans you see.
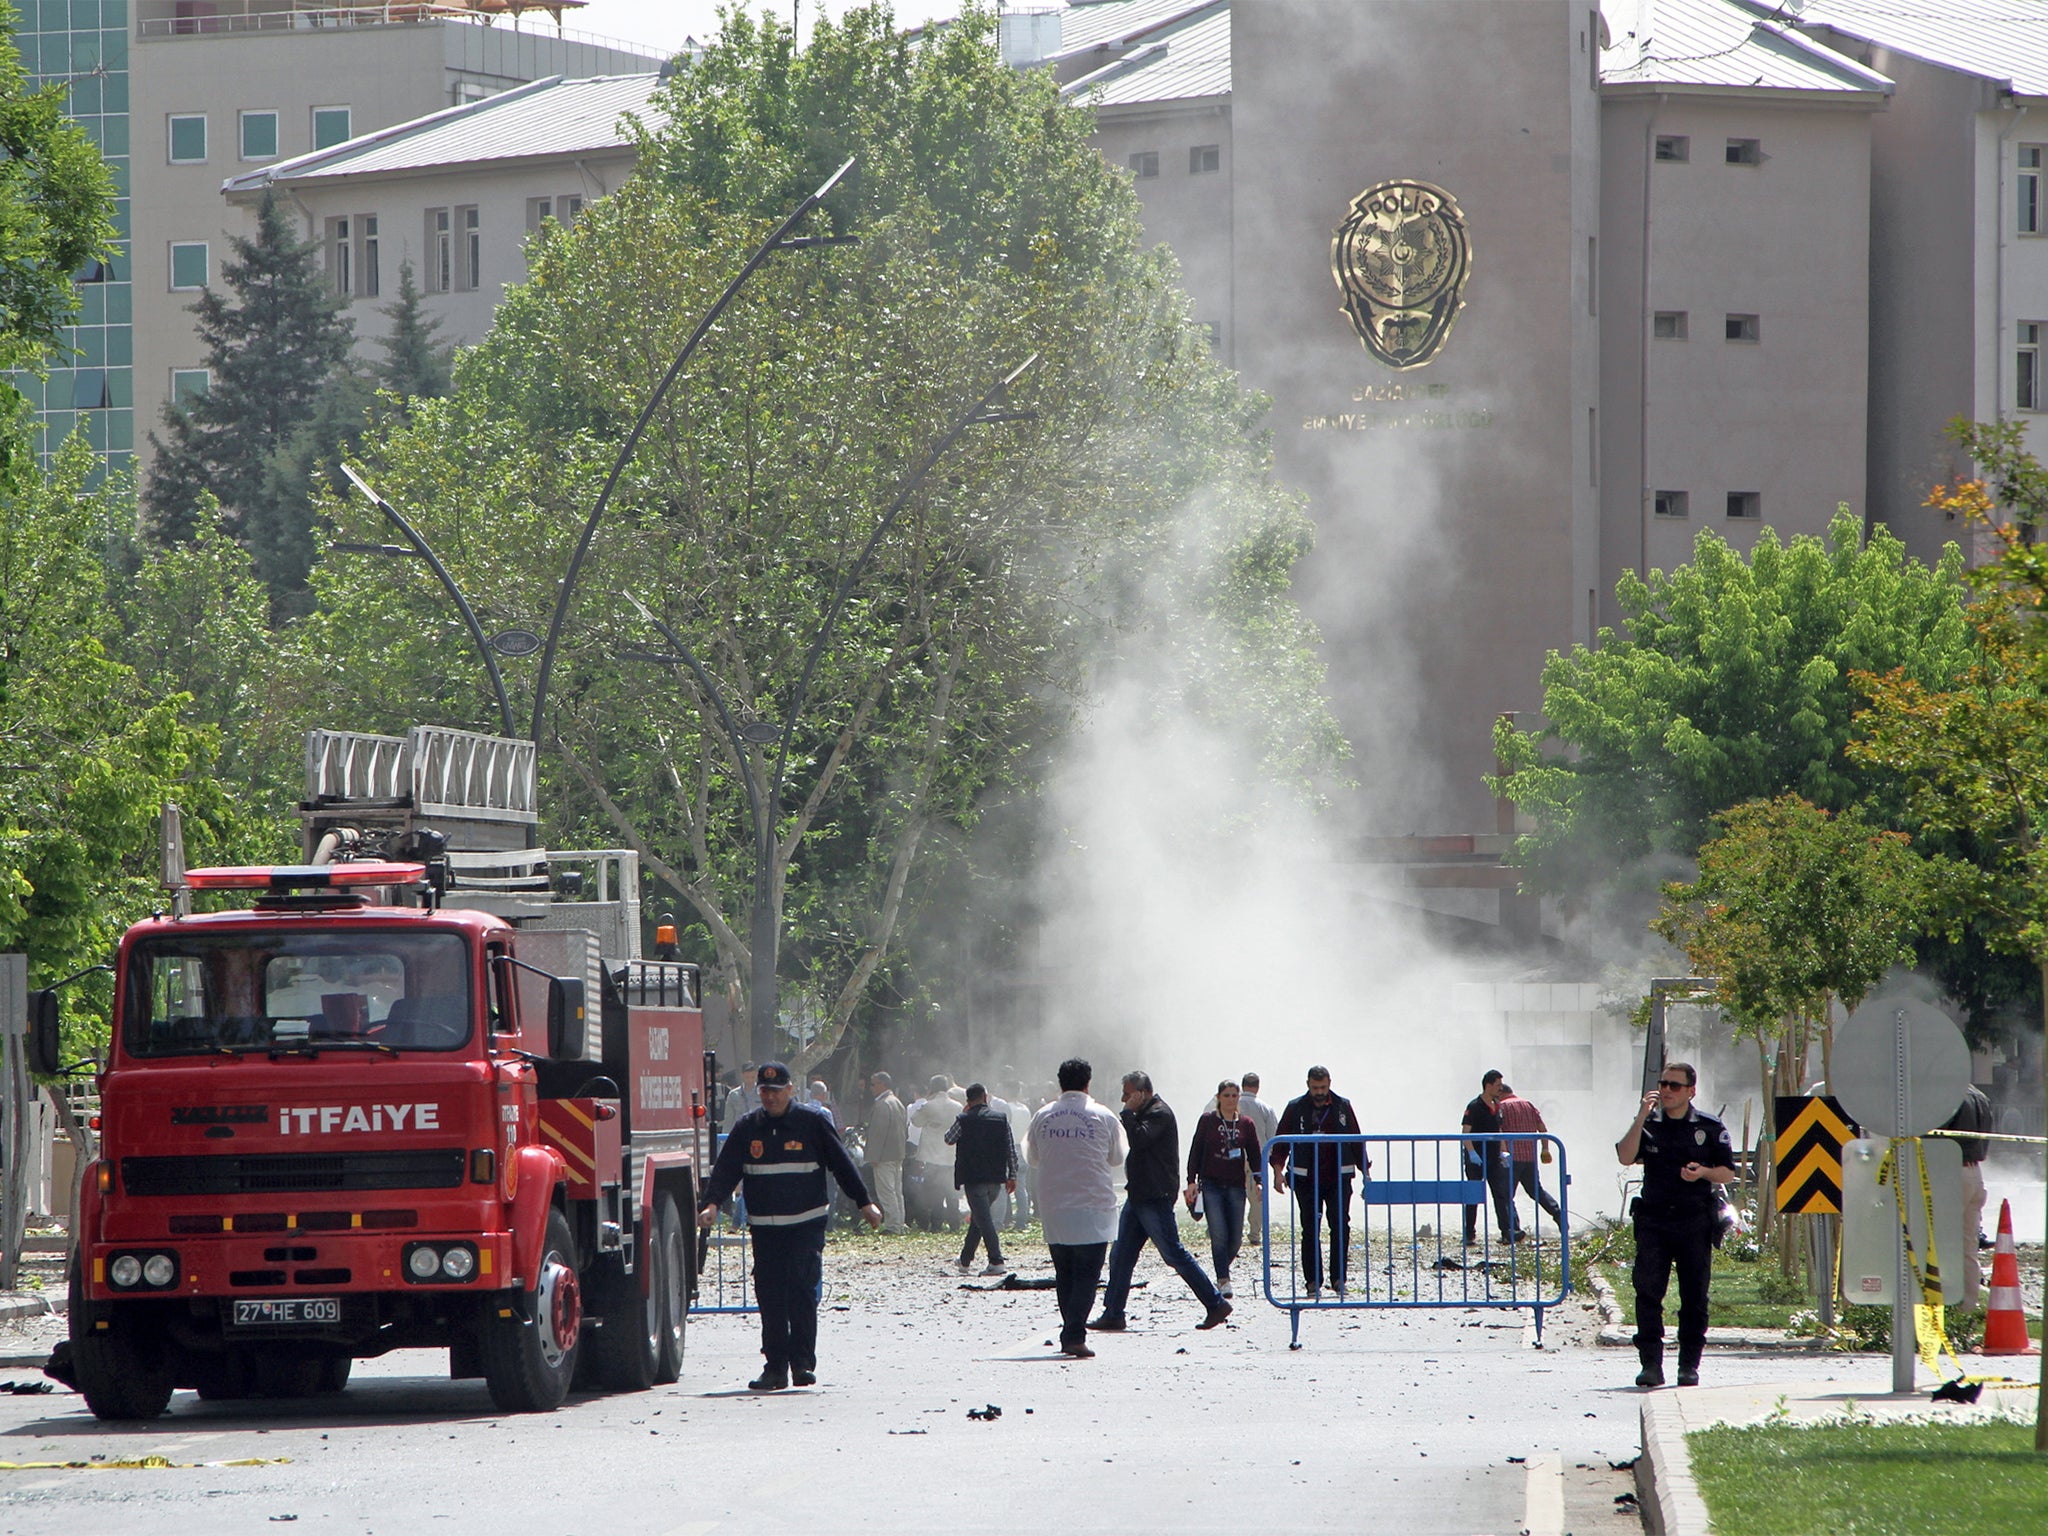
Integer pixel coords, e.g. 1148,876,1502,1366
1100,1196,1223,1319
1199,1182,1247,1282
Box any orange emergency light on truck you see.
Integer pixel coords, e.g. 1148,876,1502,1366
49,727,714,1420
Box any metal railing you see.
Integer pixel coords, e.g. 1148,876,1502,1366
136,3,652,57
1262,1132,1572,1346
304,726,537,819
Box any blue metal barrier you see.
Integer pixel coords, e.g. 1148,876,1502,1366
690,1134,755,1315
1262,1132,1571,1346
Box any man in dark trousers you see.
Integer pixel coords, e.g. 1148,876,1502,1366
1089,1071,1232,1332
699,1061,881,1391
1617,1060,1736,1388
1268,1066,1369,1295
944,1082,1019,1276
1461,1069,1515,1245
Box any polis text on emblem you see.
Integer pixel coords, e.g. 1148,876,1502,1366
1330,179,1471,370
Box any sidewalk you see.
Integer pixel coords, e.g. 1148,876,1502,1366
1635,1355,2044,1536
0,1290,62,1325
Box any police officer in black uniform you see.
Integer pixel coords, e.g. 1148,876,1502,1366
699,1062,881,1391
1617,1060,1736,1388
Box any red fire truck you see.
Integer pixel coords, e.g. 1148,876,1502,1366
53,727,708,1419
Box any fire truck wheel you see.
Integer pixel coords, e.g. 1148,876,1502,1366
67,1254,173,1421
653,1193,688,1385
317,1356,352,1393
585,1243,659,1392
481,1207,582,1413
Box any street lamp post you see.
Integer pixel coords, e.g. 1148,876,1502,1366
336,463,517,739
627,357,1039,1062
528,157,859,750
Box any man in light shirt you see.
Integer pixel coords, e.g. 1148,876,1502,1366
1027,1058,1128,1358
1239,1072,1280,1239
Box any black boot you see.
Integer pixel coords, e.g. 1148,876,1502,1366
1635,1350,1665,1388
1676,1359,1700,1387
748,1362,790,1392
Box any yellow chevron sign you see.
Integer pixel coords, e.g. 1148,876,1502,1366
1775,1095,1853,1214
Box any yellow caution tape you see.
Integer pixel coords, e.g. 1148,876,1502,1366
0,1456,290,1471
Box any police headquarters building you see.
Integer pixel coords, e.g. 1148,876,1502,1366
1012,0,2048,879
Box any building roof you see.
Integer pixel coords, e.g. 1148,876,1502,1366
1059,2,1229,107
1780,0,2048,99
1602,0,1891,96
223,72,666,195
1056,0,1219,54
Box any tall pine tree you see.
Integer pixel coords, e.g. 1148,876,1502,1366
145,190,352,600
372,258,452,411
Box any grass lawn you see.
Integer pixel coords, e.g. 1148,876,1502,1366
1594,1246,1815,1331
1689,1417,2048,1536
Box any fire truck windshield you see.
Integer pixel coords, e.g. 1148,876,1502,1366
125,930,475,1057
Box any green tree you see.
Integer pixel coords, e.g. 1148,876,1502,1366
302,3,1343,1069
0,7,117,468
1493,509,1972,899
371,258,452,411
1853,418,2048,1449
144,190,354,606
1651,794,1942,1259
0,437,263,1055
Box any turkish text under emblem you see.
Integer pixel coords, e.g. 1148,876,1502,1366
1330,179,1471,370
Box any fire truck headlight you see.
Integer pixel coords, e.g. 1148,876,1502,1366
407,1245,443,1280
109,1254,143,1288
440,1245,476,1280
141,1253,177,1288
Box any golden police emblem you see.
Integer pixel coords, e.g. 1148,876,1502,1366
1330,179,1471,370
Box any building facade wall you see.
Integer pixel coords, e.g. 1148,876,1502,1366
124,12,654,473
1599,93,1873,611
1092,99,1235,362
245,152,637,356
1229,0,1599,830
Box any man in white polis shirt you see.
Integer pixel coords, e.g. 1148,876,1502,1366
1026,1058,1128,1359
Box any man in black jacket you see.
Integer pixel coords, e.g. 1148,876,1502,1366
1088,1071,1231,1333
1268,1066,1369,1295
699,1062,881,1392
945,1083,1019,1276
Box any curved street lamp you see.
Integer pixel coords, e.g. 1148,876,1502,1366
337,463,516,738
529,157,860,748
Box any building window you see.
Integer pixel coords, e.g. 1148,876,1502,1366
1654,490,1689,519
1654,134,1689,163
527,196,554,231
326,217,352,296
1726,491,1762,520
240,110,279,161
454,80,492,106
168,242,209,291
1189,144,1220,175
1725,138,1762,165
71,369,110,410
168,113,207,164
170,368,210,404
2020,322,2043,410
2022,146,2043,236
562,195,583,224
1129,151,1159,180
1725,313,1760,343
312,106,353,151
1588,407,1597,485
1652,311,1688,339
428,208,452,293
361,216,379,299
1587,236,1597,316
460,206,481,290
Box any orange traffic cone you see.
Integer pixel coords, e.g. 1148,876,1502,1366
1982,1199,2037,1356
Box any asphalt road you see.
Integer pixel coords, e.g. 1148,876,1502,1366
0,1238,1871,1536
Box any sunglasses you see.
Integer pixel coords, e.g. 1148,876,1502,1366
1657,1079,1691,1091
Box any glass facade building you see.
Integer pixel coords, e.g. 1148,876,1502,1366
12,0,135,473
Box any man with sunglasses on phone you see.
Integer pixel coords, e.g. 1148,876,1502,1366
1617,1062,1736,1388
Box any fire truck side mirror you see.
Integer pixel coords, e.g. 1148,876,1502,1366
547,976,586,1060
26,989,62,1077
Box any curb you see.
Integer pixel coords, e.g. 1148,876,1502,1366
1637,1394,1713,1536
0,1294,63,1323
